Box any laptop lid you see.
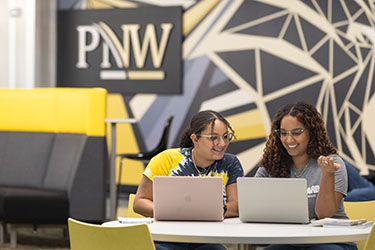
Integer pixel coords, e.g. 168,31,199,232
237,177,309,224
153,176,224,221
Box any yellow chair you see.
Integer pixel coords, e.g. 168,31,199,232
128,193,144,218
344,201,375,250
363,224,375,250
68,218,155,250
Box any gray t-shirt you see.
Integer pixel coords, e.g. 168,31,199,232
255,154,348,220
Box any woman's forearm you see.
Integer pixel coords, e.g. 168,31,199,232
134,198,154,217
224,200,239,218
315,172,338,218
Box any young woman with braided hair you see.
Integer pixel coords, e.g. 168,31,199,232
134,110,244,250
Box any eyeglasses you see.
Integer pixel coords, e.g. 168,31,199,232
276,128,305,139
199,133,234,144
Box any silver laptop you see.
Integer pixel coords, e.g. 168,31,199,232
237,177,309,224
153,176,224,221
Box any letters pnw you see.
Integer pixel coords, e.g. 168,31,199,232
76,22,173,80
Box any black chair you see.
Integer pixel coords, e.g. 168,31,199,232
116,116,174,202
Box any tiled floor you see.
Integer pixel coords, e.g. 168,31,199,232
0,226,70,250
0,194,131,250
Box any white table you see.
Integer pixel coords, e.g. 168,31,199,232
105,118,137,220
103,218,371,249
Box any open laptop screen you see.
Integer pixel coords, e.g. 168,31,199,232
153,176,224,221
237,177,309,224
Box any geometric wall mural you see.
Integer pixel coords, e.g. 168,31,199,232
182,0,375,176
59,0,375,185
200,0,375,176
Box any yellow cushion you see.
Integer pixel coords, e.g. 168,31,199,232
0,88,106,136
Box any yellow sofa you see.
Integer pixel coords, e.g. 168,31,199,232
0,88,107,245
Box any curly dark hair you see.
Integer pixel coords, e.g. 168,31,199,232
260,101,337,177
179,110,235,148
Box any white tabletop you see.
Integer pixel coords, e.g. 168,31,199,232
103,218,371,245
105,118,137,123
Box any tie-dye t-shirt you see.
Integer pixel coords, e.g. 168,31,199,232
144,147,244,202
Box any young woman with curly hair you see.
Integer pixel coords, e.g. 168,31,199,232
256,102,357,250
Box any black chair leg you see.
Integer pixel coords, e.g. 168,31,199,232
116,158,124,211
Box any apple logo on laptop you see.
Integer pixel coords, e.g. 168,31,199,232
184,194,192,203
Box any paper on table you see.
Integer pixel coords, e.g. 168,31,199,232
322,221,373,229
310,218,367,227
118,217,154,224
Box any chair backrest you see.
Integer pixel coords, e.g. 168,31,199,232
147,116,174,157
128,193,144,218
344,201,375,220
68,218,155,250
344,201,375,250
364,224,375,250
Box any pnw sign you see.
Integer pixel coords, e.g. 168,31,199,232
57,7,182,94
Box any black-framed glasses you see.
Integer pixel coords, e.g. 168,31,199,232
276,128,305,139
199,133,234,144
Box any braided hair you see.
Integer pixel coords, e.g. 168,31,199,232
179,110,234,148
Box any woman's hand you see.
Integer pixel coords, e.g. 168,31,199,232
317,155,341,175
